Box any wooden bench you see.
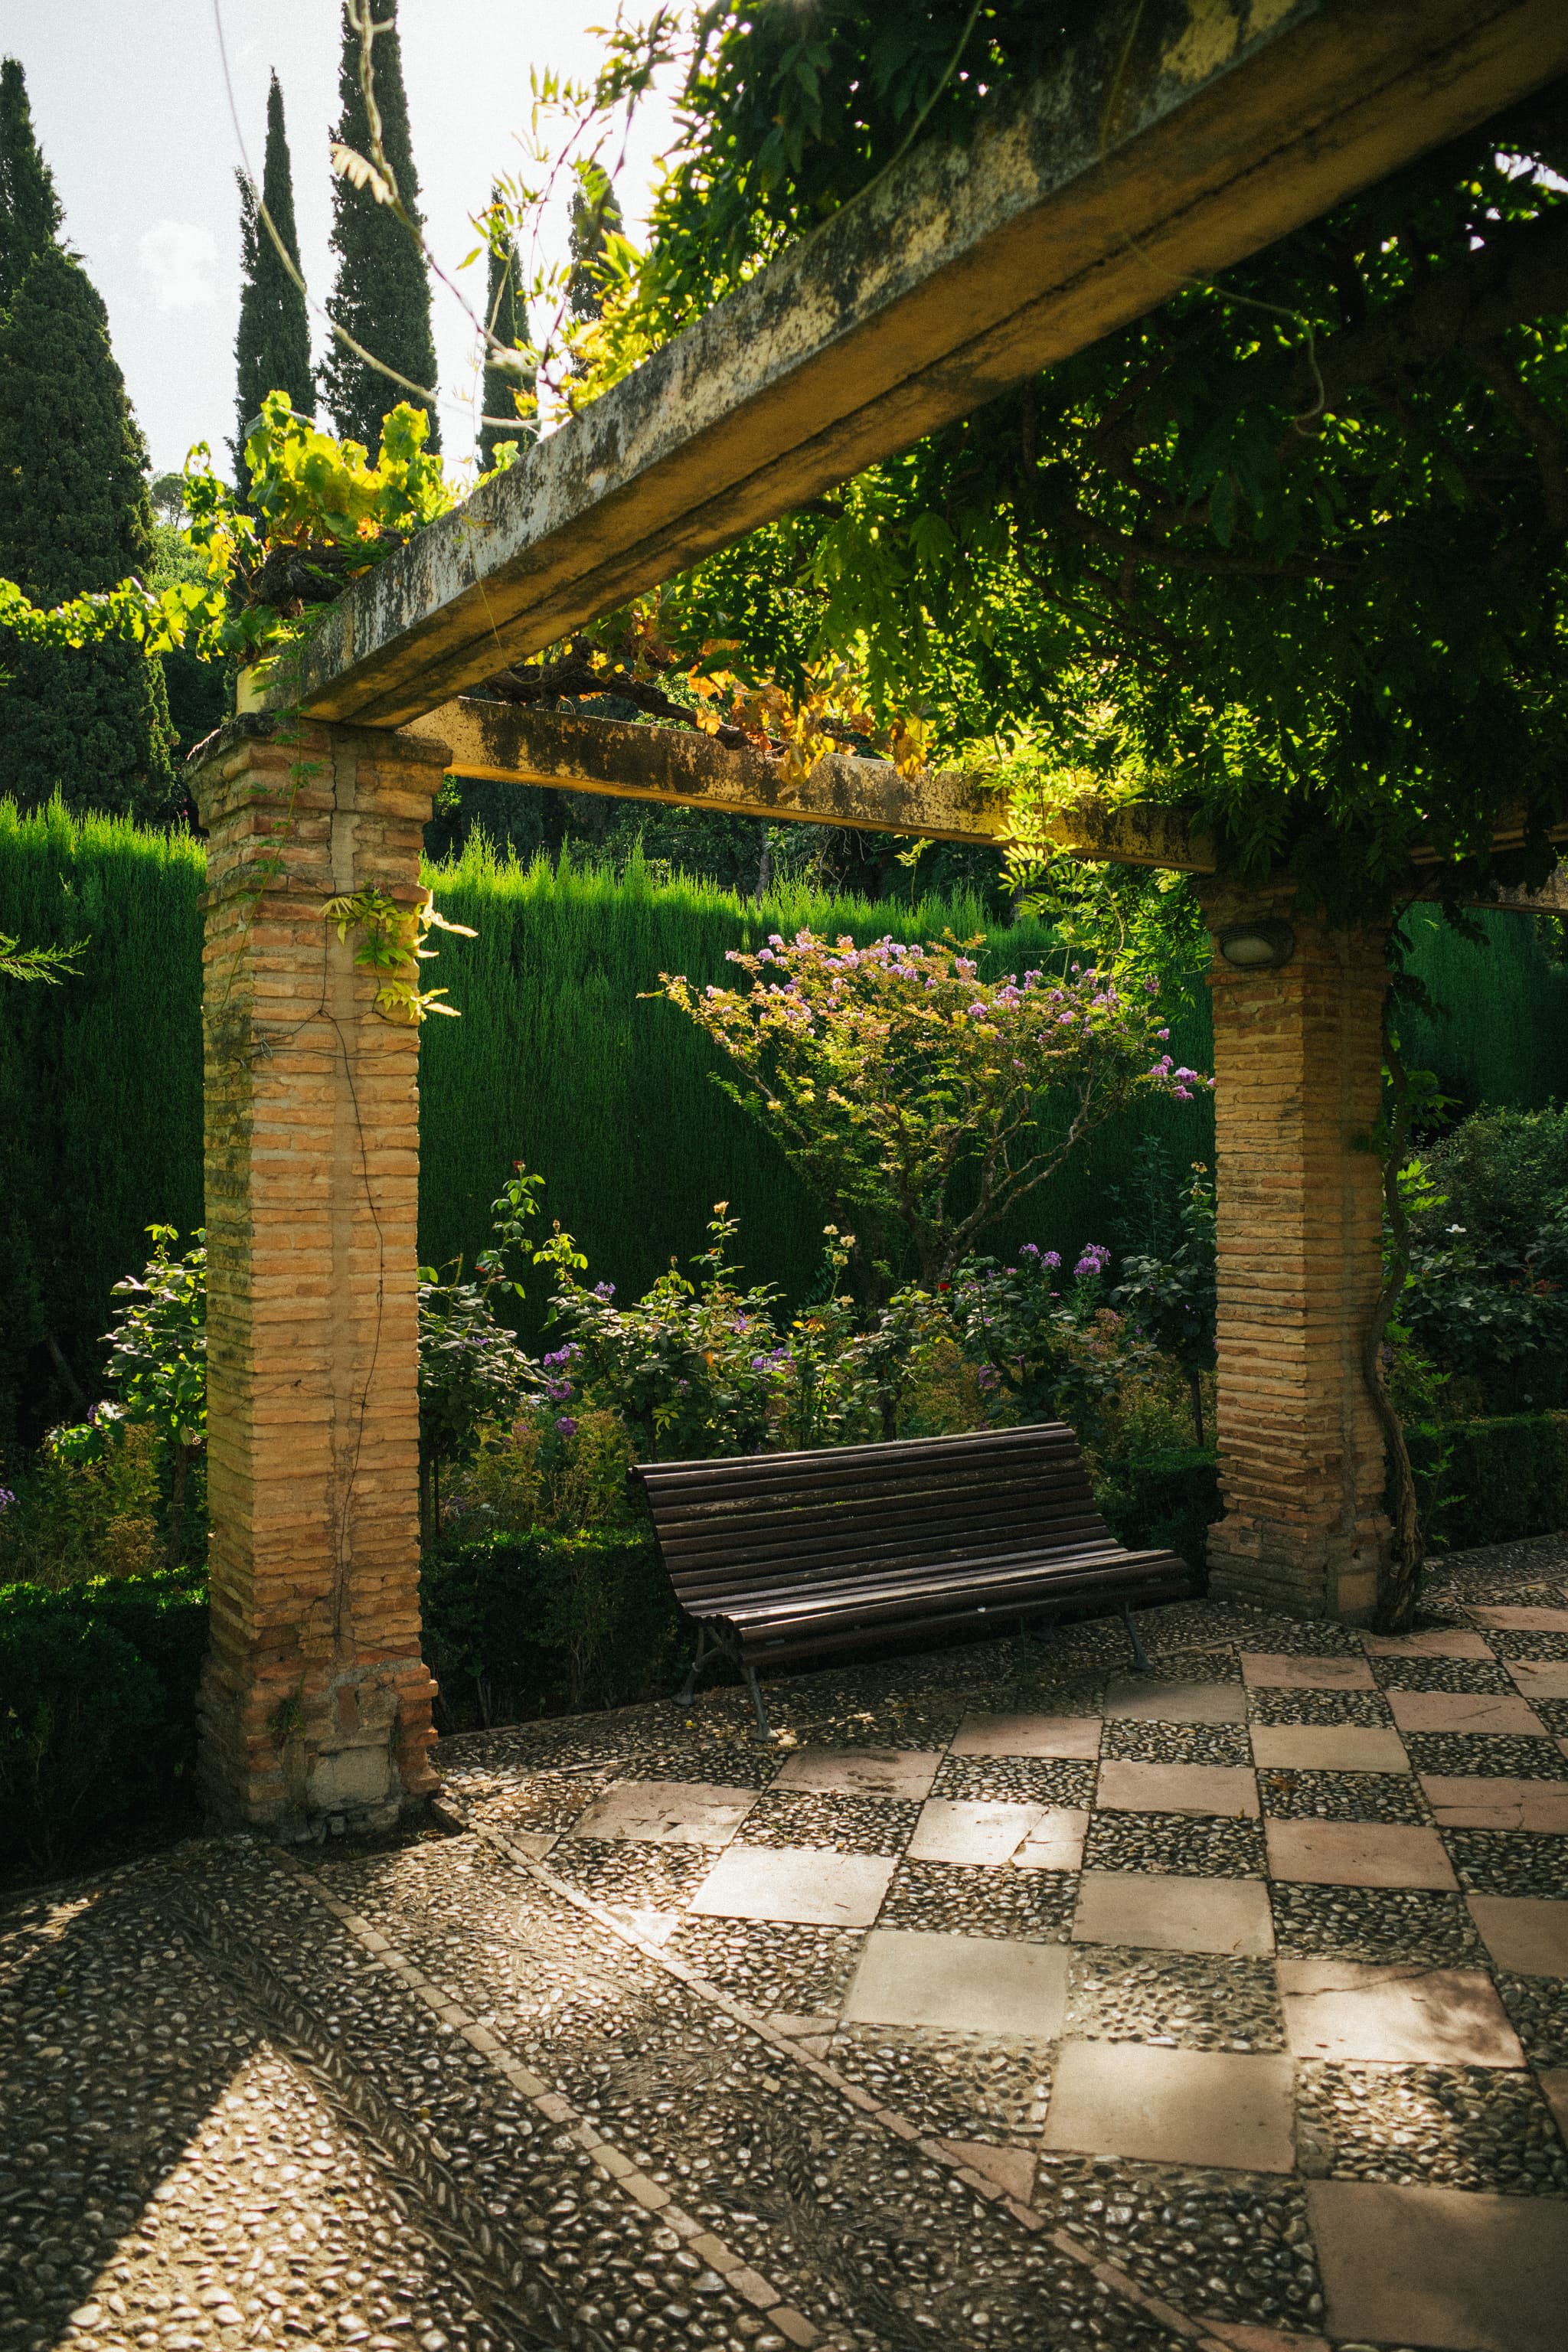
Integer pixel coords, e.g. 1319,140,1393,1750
630,1423,1192,1739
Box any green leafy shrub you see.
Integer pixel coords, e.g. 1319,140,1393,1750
420,1527,681,1730
1406,1413,1568,1554
1403,1108,1568,1414
1095,1447,1219,1581
0,1600,162,1866
0,1418,165,1587
0,1568,206,1869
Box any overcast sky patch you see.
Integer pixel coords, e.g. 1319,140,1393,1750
139,220,221,313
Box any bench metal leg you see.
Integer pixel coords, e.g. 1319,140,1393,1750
1122,1605,1154,1674
677,1625,712,1704
742,1664,774,1744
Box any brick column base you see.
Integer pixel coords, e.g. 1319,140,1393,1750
191,714,450,1837
1200,885,1391,1622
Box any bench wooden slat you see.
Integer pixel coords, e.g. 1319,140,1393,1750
705,1543,1166,1622
631,1423,1191,1702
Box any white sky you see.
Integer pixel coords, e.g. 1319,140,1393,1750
0,2,678,476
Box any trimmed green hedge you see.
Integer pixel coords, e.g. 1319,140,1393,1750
1407,1411,1568,1555
420,1526,683,1730
0,1566,205,1868
1097,1446,1220,1580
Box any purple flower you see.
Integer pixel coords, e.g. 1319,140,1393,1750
593,1280,616,1300
1019,1242,1040,1258
0,1488,13,1511
554,1416,578,1438
968,1001,988,1018
1074,1244,1111,1279
1042,1250,1061,1270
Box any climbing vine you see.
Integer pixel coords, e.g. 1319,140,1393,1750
322,886,476,1024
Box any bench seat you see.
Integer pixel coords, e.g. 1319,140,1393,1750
631,1423,1191,1733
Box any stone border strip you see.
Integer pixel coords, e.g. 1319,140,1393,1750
434,1795,1255,2352
273,1850,824,2350
160,1879,617,2352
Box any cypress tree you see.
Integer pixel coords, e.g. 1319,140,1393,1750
477,196,534,472
0,56,60,309
233,70,313,482
567,174,623,325
322,2,439,452
0,244,177,820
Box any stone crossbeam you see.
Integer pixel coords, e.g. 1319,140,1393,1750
417,697,1568,918
260,0,1568,731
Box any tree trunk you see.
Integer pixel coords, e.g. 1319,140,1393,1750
1367,1016,1425,1633
1187,1364,1206,1450
167,1438,191,1568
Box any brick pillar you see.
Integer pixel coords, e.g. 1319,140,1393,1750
1200,886,1391,1622
191,714,450,1836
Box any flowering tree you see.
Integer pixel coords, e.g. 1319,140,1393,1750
660,932,1204,1295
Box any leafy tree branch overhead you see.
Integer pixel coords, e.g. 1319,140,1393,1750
572,9,1568,916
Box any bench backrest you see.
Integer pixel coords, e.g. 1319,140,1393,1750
632,1423,1116,1615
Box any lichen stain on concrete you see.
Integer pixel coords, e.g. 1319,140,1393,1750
1163,0,1246,88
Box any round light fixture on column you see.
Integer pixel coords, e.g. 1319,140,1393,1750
1218,919,1295,970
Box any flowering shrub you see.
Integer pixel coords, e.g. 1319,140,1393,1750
660,929,1206,1294
1111,1164,1218,1444
946,1243,1147,1437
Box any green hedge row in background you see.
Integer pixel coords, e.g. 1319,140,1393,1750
0,804,1214,1432
4,799,1566,1438
1406,1412,1568,1555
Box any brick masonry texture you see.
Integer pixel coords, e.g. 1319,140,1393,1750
191,716,452,1837
1200,888,1392,1623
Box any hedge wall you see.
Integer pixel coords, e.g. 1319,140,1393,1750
0,805,1215,1429
2,798,1561,1437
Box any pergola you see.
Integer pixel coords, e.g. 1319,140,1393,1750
188,0,1568,1837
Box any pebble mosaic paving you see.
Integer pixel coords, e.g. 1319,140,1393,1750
5,1541,1568,2350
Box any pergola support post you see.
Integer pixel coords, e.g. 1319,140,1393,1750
1200,887,1393,1623
190,714,448,1838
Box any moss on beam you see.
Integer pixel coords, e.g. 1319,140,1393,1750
408,697,1217,867
261,1,1568,731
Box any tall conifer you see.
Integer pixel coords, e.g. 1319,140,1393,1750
478,197,534,472
322,2,439,452
567,175,623,325
233,71,313,482
0,56,59,309
0,244,176,818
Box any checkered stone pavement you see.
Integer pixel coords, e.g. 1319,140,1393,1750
8,1540,1568,2352
438,1540,1568,2349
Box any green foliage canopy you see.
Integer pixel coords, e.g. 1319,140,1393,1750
478,191,534,472
586,9,1568,916
0,53,60,306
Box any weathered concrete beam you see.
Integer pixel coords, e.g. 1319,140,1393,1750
410,697,1220,865
416,700,1568,920
262,0,1568,730
407,697,1007,845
